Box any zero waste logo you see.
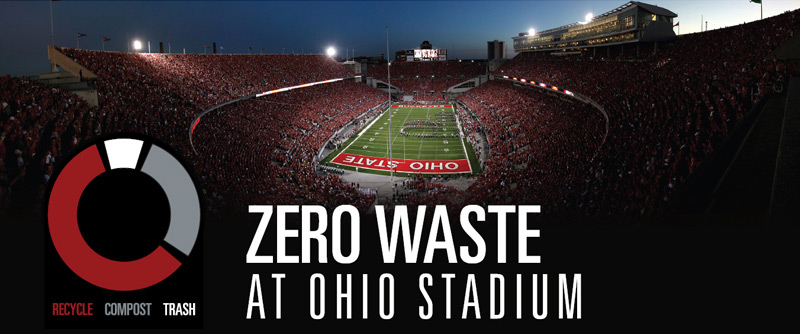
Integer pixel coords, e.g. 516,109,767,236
46,134,201,291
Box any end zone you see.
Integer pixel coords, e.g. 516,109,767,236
392,104,452,108
331,153,471,174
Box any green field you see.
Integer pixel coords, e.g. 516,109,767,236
322,105,482,176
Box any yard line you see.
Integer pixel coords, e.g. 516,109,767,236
430,107,440,160
331,106,387,162
330,105,472,173
390,107,414,160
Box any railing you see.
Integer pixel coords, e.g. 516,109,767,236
188,76,361,153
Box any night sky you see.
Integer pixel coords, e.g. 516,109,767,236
1,0,797,77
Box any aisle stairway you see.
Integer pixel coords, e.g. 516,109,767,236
31,71,98,107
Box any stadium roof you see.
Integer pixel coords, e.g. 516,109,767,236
634,2,677,18
535,1,677,36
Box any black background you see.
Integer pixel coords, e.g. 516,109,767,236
200,210,796,330
6,204,796,331
5,137,796,332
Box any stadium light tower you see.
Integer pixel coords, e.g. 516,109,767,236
528,28,536,36
326,46,336,57
133,40,142,51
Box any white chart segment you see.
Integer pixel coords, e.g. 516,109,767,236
105,138,144,170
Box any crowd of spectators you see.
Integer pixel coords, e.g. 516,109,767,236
492,9,799,215
454,100,484,159
389,78,468,94
1,50,382,217
475,9,797,216
405,93,448,102
62,50,352,110
385,175,461,208
395,9,799,217
368,61,485,97
1,76,95,217
192,81,384,212
455,80,605,211
3,10,798,218
370,61,485,79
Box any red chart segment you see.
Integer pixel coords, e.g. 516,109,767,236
48,143,181,291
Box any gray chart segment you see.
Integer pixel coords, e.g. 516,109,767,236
141,145,200,256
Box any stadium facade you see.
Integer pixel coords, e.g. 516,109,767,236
512,1,677,52
487,40,506,60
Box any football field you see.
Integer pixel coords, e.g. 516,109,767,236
324,104,480,175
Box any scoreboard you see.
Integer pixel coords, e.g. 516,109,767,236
406,48,447,61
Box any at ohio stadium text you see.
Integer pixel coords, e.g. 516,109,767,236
243,204,582,320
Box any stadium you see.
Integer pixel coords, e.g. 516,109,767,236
1,0,798,221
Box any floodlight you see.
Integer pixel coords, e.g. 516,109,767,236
585,13,593,23
326,46,336,57
528,28,536,36
133,40,142,50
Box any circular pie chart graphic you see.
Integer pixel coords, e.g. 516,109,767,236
47,136,201,291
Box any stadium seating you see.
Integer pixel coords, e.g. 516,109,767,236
470,8,799,215
368,61,485,98
192,81,384,210
455,80,605,210
2,9,798,218
1,75,95,216
1,51,381,216
370,61,485,79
